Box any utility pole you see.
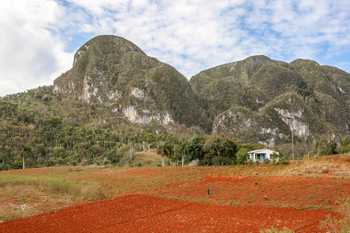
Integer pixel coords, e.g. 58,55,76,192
291,128,295,161
22,153,25,170
285,116,295,161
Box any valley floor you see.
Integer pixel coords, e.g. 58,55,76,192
1,155,350,232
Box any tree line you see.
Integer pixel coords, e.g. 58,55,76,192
0,118,258,169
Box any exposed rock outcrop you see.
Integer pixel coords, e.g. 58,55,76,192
191,56,350,145
54,35,208,129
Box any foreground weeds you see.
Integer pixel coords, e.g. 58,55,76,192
0,174,107,201
260,227,294,233
339,200,350,233
320,199,350,233
0,174,107,222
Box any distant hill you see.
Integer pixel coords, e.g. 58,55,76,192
191,55,350,147
2,35,350,163
54,35,209,130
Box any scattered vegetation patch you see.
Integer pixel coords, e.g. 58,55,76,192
339,200,350,233
130,150,168,167
322,199,350,233
260,227,294,233
0,174,106,201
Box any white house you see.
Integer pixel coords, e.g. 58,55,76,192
248,149,278,162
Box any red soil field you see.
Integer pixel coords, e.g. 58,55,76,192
0,194,337,233
157,176,350,209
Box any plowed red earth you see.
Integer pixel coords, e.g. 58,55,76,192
158,176,350,208
0,194,337,233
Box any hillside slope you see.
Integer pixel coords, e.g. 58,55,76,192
54,35,208,130
190,55,350,146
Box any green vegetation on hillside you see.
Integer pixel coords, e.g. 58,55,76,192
2,36,350,168
0,89,259,169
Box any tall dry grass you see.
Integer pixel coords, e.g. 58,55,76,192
339,200,350,233
260,227,294,233
0,174,107,201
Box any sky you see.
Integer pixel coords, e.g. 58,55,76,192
1,0,350,96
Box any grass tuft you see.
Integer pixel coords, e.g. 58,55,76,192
260,227,295,233
339,200,350,233
0,174,107,201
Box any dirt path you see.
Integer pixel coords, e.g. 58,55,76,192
0,194,337,233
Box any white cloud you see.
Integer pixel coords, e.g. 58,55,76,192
1,0,350,96
71,0,250,76
69,0,350,76
0,0,72,96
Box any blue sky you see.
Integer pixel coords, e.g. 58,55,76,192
0,0,350,96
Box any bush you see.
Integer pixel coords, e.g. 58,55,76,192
236,147,249,164
185,136,205,161
118,145,136,166
271,152,289,165
314,139,337,155
339,136,350,154
80,183,107,201
202,136,238,165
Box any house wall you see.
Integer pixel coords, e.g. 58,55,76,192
266,152,272,160
248,150,276,162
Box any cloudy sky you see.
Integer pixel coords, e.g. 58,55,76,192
1,0,350,96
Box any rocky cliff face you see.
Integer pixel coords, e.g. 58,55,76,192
49,36,350,145
190,56,350,146
54,35,208,130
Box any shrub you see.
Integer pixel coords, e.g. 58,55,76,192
118,145,136,166
202,136,238,165
338,136,350,154
185,135,205,161
314,139,338,155
236,147,249,164
271,152,289,165
80,183,107,201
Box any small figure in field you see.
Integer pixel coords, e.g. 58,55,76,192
207,186,213,196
